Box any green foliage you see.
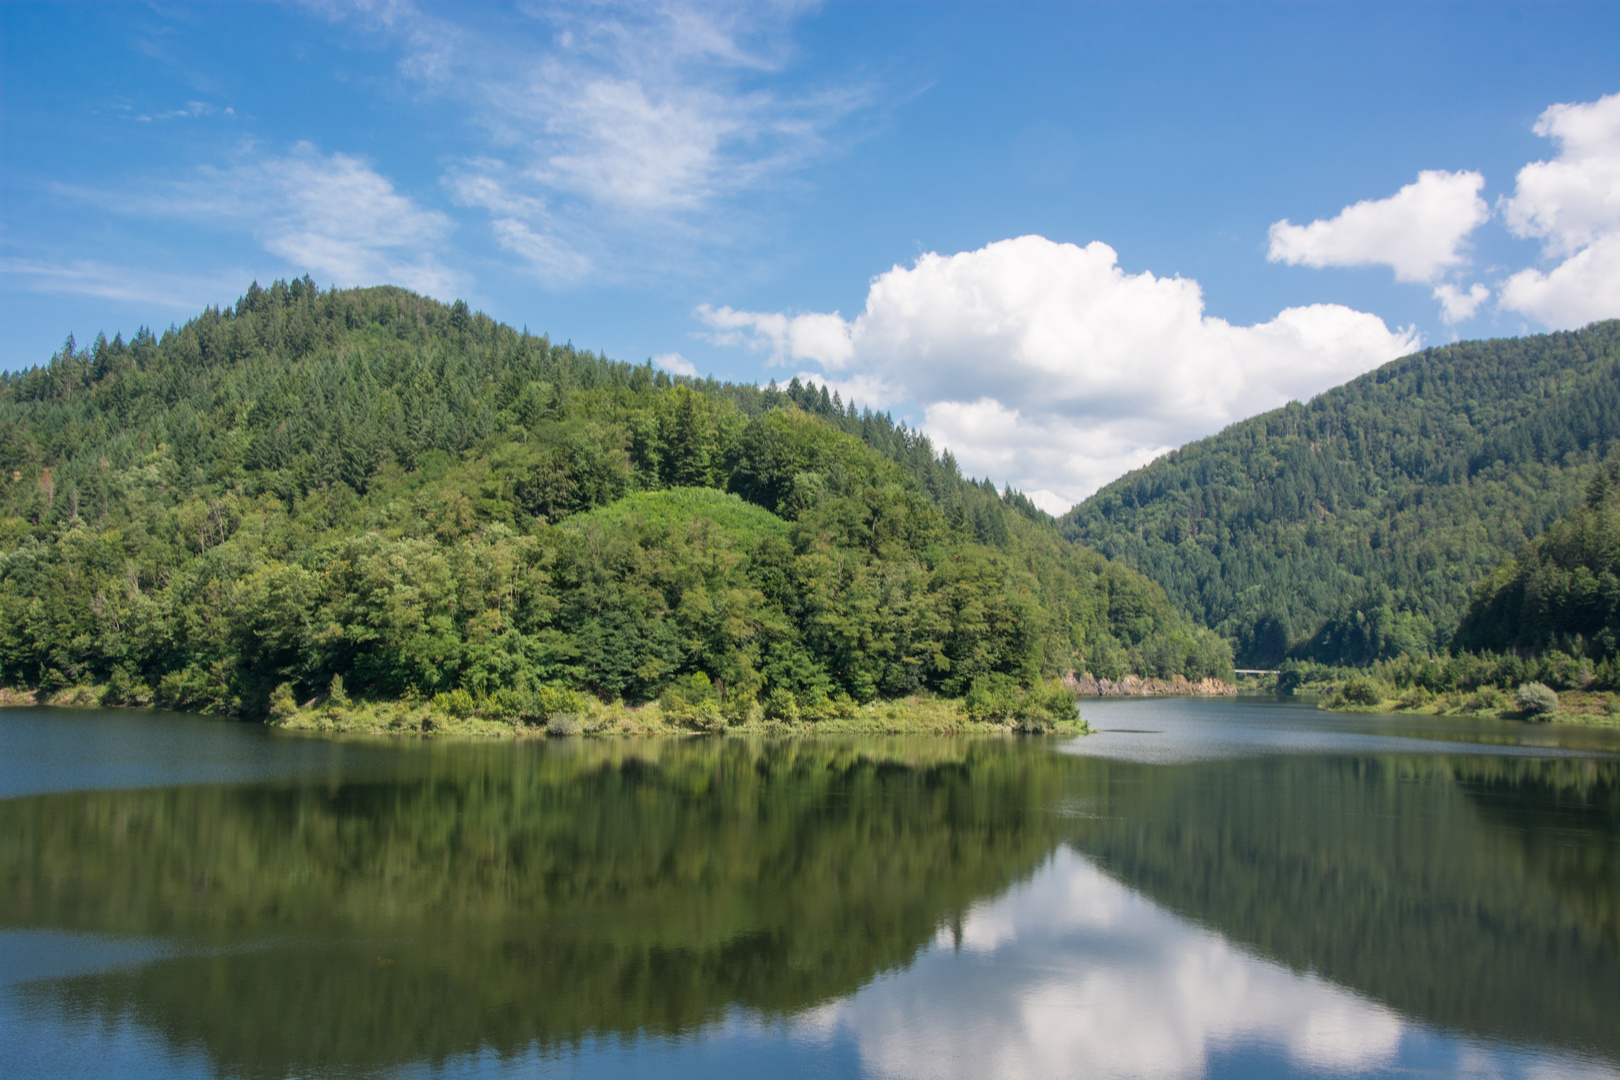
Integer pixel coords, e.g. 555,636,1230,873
267,681,297,720
962,673,1079,732
1515,681,1560,717
1062,321,1620,665
0,283,1225,721
544,714,583,737
1453,451,1620,660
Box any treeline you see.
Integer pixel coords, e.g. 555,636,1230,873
0,281,1230,719
1061,321,1620,666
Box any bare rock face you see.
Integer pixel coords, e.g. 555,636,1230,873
1064,672,1237,698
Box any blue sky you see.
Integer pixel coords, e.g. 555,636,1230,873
3,2,1618,510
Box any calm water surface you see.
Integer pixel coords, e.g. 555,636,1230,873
2,698,1617,1079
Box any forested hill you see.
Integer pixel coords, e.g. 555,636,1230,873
0,279,1228,720
1061,321,1620,667
1452,452,1620,660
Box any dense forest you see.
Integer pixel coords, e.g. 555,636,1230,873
1452,452,1620,660
0,280,1228,721
1062,321,1620,666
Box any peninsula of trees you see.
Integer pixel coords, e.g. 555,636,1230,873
0,280,1230,732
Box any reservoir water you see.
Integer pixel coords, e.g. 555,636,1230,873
2,697,1617,1079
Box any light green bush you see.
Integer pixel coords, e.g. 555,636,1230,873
1515,681,1559,718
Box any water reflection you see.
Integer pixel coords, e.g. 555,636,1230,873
1,706,1618,1079
810,850,1408,1079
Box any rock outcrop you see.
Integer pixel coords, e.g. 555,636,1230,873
1064,673,1237,698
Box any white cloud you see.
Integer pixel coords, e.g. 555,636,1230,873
1432,282,1490,324
1502,92,1620,257
1498,92,1620,329
321,1,870,283
1500,233,1620,328
698,305,855,368
803,849,1408,1080
702,236,1418,508
1268,169,1489,283
652,351,699,377
87,143,461,299
0,258,239,311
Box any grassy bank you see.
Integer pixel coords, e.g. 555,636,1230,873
1316,685,1620,726
0,684,1089,738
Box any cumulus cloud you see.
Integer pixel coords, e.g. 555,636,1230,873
803,849,1408,1080
1432,282,1491,324
1267,169,1489,283
1499,92,1620,328
652,351,699,377
702,235,1417,509
697,304,855,368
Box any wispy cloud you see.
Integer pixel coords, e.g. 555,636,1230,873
316,1,873,283
66,142,461,298
0,257,239,311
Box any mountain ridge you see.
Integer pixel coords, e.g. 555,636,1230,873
1061,321,1620,666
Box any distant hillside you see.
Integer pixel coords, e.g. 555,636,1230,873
1061,321,1620,666
0,280,1228,719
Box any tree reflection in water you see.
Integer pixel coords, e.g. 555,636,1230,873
1,735,1617,1078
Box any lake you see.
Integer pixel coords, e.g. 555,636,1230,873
2,697,1617,1079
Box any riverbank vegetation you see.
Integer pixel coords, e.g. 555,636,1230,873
0,281,1226,732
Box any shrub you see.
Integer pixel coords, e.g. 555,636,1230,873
660,672,722,729
532,684,587,721
763,686,800,723
545,714,583,737
1338,678,1383,707
963,673,1020,722
327,674,350,708
431,687,476,719
1015,679,1080,733
1515,681,1559,718
268,682,298,720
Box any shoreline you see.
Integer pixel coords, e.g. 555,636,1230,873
0,673,1247,738
0,684,1092,738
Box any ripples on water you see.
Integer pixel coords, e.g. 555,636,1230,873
1,699,1617,1079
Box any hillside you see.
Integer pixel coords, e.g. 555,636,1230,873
1061,321,1620,666
0,279,1229,722
1452,453,1620,660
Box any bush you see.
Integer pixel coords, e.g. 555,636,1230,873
963,673,1020,722
763,686,800,723
965,674,1078,732
431,687,476,719
1015,679,1080,734
1515,681,1559,718
327,674,350,708
545,714,583,737
534,684,587,718
268,682,298,720
660,672,722,730
1338,678,1383,707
